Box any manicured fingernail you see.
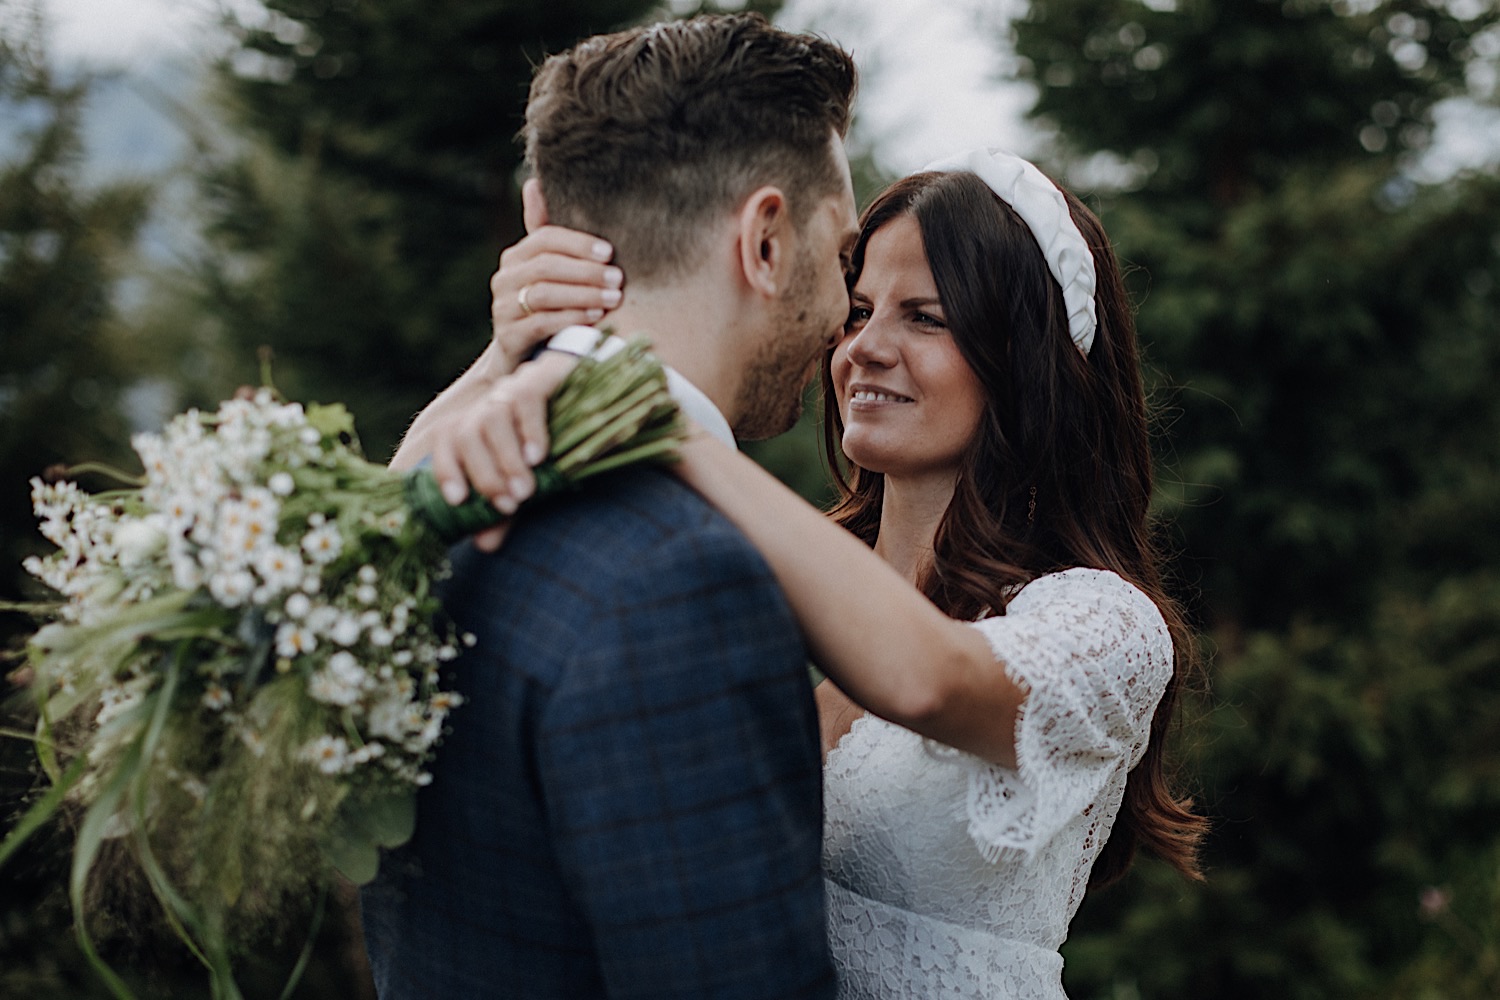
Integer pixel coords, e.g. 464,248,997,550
524,442,546,465
602,266,623,288
510,476,533,501
586,308,605,322
493,494,517,515
441,480,467,505
602,288,622,307
592,240,613,261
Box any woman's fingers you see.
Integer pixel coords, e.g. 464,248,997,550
490,237,623,368
510,352,577,467
431,395,531,515
501,275,622,316
472,523,512,553
477,402,535,509
496,228,614,275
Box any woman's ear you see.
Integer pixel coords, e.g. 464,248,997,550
522,178,549,233
735,186,790,298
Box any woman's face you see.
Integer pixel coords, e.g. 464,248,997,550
831,214,987,485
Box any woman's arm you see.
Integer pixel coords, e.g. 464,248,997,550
433,363,1028,763
431,228,1029,765
674,431,1026,767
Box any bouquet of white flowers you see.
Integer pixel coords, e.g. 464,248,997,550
0,338,683,1000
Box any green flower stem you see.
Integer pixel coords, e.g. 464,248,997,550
405,336,684,543
551,378,663,456
564,438,682,483
71,719,151,1000
276,883,328,1000
60,462,147,487
556,395,671,471
0,753,87,869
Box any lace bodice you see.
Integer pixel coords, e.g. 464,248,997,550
822,568,1173,999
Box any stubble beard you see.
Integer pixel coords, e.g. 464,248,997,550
732,259,830,441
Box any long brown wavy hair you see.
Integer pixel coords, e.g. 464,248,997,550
821,170,1206,887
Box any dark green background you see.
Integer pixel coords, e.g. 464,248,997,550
3,0,1498,996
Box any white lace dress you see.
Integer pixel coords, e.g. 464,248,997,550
822,567,1173,999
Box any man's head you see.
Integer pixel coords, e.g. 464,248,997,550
522,13,857,286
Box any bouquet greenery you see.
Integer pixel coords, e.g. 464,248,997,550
0,337,683,1000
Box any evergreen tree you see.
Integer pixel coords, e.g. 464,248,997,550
1005,2,1500,996
191,0,785,461
0,10,155,998
0,5,148,622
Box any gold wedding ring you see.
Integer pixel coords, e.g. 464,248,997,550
517,284,535,317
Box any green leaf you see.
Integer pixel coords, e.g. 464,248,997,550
305,402,356,439
0,753,88,870
365,789,417,845
324,789,416,885
324,835,380,887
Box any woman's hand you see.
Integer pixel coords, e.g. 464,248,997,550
431,350,578,552
482,227,625,378
482,179,625,377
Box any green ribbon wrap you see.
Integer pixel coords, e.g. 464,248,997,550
403,465,573,544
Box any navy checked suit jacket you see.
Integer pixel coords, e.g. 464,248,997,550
361,468,835,999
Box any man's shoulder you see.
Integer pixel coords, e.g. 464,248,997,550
438,465,805,702
515,466,751,572
532,465,722,540
443,468,778,623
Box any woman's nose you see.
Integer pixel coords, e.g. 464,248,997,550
845,315,899,369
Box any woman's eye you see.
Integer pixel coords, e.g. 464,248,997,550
913,311,947,329
845,305,872,328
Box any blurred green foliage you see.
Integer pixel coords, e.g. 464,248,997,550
1012,1,1500,996
0,9,147,618
187,0,785,461
3,0,1499,996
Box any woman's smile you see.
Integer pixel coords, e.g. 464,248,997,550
833,214,986,483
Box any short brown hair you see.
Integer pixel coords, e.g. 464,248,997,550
523,13,857,282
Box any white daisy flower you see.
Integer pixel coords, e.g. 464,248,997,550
306,604,339,635
301,523,342,564
301,735,352,775
308,670,360,707
113,516,168,569
254,545,304,595
330,615,362,647
367,695,411,742
208,569,256,607
326,651,365,685
275,622,317,658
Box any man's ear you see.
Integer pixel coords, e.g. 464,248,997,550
736,186,791,298
522,178,549,233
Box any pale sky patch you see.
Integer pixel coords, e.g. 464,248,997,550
42,0,1039,172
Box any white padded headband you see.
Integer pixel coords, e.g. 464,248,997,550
921,148,1098,356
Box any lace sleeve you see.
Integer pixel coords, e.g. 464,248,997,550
931,568,1173,863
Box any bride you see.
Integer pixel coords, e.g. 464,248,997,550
399,148,1207,998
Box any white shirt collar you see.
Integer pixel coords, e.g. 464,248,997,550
546,326,737,450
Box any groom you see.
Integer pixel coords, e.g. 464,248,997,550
360,13,859,1000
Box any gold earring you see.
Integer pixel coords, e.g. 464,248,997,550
1027,486,1037,524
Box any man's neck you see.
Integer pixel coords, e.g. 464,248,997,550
599,279,744,424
